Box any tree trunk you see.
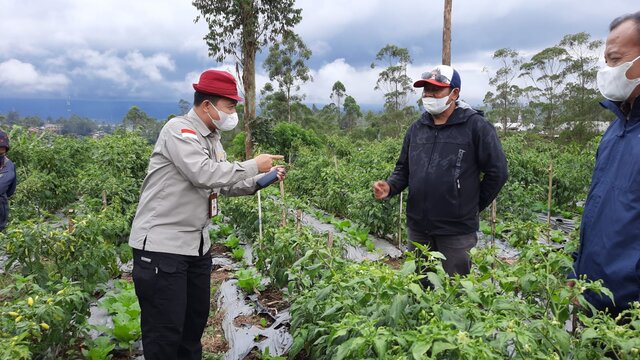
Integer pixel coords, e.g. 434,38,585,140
241,1,257,160
442,0,452,65
287,87,292,123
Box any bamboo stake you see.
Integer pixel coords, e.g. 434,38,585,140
257,190,263,241
398,192,404,247
68,209,75,233
491,200,497,247
102,190,107,210
279,180,287,227
548,162,553,241
296,209,302,231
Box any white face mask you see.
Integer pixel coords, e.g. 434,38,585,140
597,55,640,101
206,102,238,131
422,95,452,115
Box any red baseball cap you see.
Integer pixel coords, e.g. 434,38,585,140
193,70,243,102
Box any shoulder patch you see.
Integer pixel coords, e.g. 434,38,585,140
181,128,198,139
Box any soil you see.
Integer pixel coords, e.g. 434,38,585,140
383,256,405,270
257,286,289,313
233,314,274,328
211,269,231,284
210,243,229,256
201,269,232,355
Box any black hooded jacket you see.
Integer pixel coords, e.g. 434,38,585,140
387,105,508,235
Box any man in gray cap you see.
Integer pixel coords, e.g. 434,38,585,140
129,69,285,359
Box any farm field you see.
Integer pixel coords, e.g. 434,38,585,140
1,128,638,359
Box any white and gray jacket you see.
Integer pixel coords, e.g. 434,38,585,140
129,109,260,256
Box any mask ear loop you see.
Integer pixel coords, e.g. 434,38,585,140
625,55,640,80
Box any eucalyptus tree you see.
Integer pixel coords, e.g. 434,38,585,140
371,44,414,111
193,0,302,158
263,32,312,123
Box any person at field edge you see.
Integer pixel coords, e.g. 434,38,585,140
128,69,286,360
570,11,640,317
0,130,16,231
373,65,508,279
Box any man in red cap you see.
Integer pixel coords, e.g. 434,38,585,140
373,65,508,281
129,69,285,359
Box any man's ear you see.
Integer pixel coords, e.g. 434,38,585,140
452,88,461,100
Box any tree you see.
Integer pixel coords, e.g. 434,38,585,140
193,0,302,159
178,99,191,115
263,32,312,123
61,115,97,136
557,32,607,131
342,95,361,130
371,44,414,111
520,46,568,134
122,106,164,143
330,81,346,127
6,111,19,126
484,48,525,133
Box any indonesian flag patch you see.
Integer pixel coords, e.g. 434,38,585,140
181,128,197,139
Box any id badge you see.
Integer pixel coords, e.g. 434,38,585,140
208,193,219,218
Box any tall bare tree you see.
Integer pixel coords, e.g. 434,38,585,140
193,0,302,159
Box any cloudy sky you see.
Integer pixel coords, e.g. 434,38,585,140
0,0,637,110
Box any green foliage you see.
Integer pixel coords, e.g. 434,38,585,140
96,281,141,351
235,268,264,294
0,275,90,359
286,136,404,236
82,336,115,360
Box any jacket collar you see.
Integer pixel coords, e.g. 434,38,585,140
419,102,478,127
186,108,216,137
601,96,640,123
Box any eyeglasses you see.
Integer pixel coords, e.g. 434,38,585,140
421,71,451,85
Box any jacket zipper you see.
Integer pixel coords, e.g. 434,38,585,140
426,129,439,171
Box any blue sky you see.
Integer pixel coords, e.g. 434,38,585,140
0,0,637,111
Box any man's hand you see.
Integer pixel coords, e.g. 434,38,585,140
272,165,287,182
373,181,390,200
254,154,284,173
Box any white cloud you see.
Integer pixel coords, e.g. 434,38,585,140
0,59,69,93
0,0,636,103
125,51,175,82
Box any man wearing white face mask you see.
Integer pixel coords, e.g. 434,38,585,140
373,65,508,279
129,69,285,359
570,11,640,318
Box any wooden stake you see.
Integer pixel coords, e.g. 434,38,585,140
68,208,75,233
296,209,302,231
327,231,334,248
102,190,107,210
548,162,553,241
398,192,404,247
279,180,287,227
491,200,497,247
257,190,263,241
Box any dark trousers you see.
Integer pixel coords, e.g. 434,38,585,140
407,228,477,276
132,248,212,360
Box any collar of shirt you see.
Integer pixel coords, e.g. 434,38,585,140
186,108,218,138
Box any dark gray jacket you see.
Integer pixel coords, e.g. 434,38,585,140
387,104,508,235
